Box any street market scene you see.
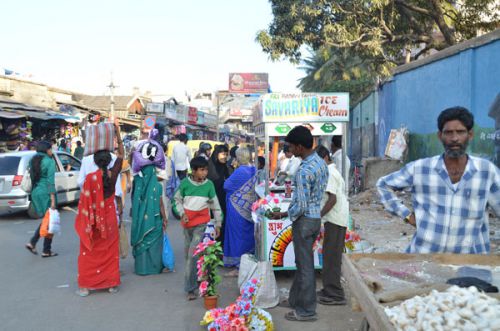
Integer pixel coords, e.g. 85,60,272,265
1,1,500,331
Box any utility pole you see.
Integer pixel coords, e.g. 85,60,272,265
108,72,117,121
216,92,220,142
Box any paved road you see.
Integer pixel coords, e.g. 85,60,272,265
0,203,363,331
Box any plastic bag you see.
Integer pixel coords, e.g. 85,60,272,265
162,232,175,271
238,254,279,308
48,209,61,234
119,224,129,259
202,221,216,243
39,211,52,238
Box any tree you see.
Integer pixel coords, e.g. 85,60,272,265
298,47,379,103
257,0,500,67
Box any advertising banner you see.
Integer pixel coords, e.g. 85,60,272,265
204,113,217,128
146,102,164,114
188,107,198,124
254,93,349,124
176,105,186,122
264,217,321,270
229,73,269,94
165,103,177,120
196,111,205,126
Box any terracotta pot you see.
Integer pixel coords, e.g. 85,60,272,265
203,295,218,310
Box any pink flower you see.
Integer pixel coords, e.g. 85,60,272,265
250,278,258,285
199,281,208,296
273,198,279,204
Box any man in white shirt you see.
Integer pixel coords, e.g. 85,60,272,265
315,145,349,306
276,144,301,184
331,135,351,176
172,134,192,180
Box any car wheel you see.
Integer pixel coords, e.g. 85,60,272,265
27,202,42,219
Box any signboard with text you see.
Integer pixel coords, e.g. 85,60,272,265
187,107,198,125
146,102,164,114
253,93,349,124
263,217,321,270
229,73,269,94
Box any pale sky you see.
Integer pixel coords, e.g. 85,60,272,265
0,0,303,98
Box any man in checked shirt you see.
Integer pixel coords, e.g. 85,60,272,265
377,107,500,254
271,125,329,322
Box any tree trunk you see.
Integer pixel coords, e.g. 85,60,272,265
428,0,457,45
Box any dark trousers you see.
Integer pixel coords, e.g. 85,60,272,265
30,224,52,254
176,170,187,180
288,216,321,317
320,222,347,300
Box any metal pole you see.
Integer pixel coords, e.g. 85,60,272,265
342,122,349,195
109,72,116,121
216,92,220,142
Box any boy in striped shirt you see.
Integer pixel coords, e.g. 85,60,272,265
173,156,222,300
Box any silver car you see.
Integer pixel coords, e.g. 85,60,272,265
0,151,81,217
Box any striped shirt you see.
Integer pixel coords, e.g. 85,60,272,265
288,152,329,221
173,176,222,228
377,155,500,254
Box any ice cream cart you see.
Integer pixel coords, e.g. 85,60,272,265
252,92,350,270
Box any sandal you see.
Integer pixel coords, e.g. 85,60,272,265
284,310,317,322
108,287,119,294
41,252,58,258
25,243,38,255
76,288,90,297
187,292,197,301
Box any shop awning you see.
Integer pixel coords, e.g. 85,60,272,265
22,110,81,123
0,110,25,119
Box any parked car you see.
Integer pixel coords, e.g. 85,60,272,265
0,151,81,217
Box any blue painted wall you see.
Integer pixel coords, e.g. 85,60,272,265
372,38,500,165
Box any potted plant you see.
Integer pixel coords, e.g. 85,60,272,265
194,240,223,309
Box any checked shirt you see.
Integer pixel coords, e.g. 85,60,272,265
377,154,500,254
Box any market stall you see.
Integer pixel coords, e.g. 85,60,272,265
343,253,500,331
252,92,349,270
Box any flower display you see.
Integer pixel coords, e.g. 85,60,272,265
194,240,223,297
200,279,274,331
345,230,361,251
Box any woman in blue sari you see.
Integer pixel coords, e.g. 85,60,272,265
223,147,257,276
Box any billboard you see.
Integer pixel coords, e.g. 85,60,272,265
188,107,198,124
254,93,349,124
229,73,269,94
146,102,164,114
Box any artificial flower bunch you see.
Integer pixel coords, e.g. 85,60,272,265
200,278,274,331
251,193,284,219
345,230,361,251
194,240,223,297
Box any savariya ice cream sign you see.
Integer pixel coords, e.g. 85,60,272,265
254,93,349,123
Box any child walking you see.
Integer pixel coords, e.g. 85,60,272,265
173,156,222,300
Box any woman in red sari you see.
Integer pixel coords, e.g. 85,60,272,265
75,123,124,297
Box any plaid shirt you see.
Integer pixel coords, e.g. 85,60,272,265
377,155,500,254
288,152,328,221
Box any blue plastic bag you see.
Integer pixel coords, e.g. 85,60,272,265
162,233,175,271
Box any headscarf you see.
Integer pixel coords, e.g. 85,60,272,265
208,145,230,185
132,139,165,173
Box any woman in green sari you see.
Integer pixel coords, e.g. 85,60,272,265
131,164,168,275
25,141,58,257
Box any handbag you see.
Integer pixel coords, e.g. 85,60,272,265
21,170,32,193
119,224,129,259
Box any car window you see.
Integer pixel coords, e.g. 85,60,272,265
57,153,81,171
0,156,21,175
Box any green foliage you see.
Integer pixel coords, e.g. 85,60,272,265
258,0,500,95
